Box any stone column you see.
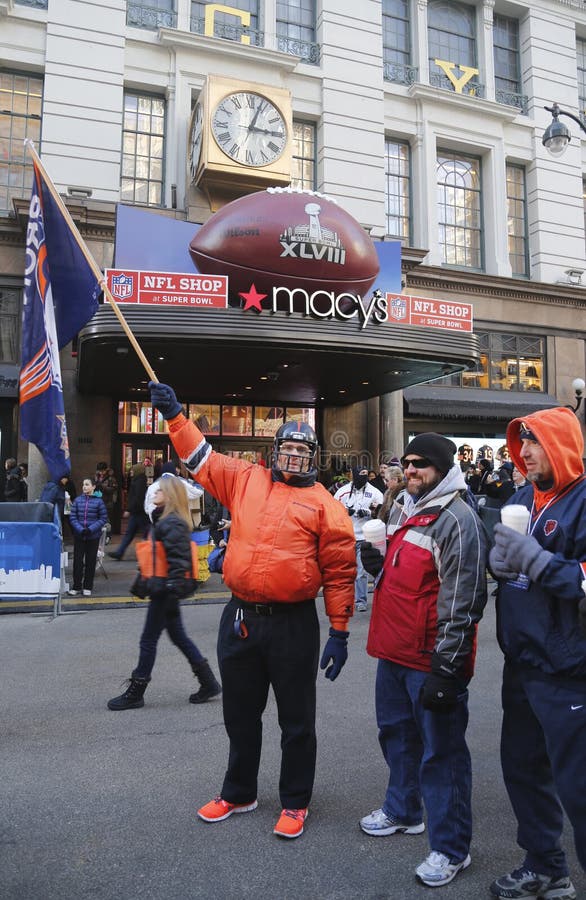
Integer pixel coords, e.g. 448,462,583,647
480,0,496,102
379,391,404,459
27,444,49,504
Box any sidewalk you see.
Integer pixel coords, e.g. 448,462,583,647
0,534,231,615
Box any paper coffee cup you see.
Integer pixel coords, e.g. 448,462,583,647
362,519,387,554
500,504,530,534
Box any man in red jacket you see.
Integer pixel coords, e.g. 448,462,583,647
150,382,356,840
360,433,487,887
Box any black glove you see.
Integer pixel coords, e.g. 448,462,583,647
360,541,384,578
149,381,182,420
579,594,586,640
319,627,349,681
81,527,90,538
356,509,369,518
347,507,355,517
420,653,462,712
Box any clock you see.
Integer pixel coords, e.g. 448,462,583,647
211,91,288,167
188,75,293,209
188,102,203,184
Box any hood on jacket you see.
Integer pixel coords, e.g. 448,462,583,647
506,407,584,498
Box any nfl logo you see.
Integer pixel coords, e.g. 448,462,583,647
111,274,134,299
390,296,407,321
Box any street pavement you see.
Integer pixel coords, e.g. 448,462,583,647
2,573,585,900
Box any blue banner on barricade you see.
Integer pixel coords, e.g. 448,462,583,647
0,519,61,600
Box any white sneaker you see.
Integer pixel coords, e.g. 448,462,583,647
416,851,471,887
360,808,424,836
82,589,92,597
67,589,80,597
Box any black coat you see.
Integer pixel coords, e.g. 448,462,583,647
4,466,25,502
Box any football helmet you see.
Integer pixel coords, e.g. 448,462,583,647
273,421,318,473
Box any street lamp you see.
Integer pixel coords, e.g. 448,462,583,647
566,377,585,415
542,103,586,157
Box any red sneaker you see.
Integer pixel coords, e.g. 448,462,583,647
197,796,258,822
273,808,308,839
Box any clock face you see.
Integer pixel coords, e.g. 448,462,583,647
211,91,287,167
188,102,203,183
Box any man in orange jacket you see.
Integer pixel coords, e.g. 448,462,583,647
150,382,356,839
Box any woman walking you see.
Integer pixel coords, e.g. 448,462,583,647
107,476,221,711
67,477,108,597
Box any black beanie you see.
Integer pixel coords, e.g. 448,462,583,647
402,433,456,475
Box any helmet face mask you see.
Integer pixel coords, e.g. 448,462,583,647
273,421,318,474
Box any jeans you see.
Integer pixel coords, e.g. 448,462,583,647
355,540,368,604
375,658,472,863
115,512,149,559
500,661,586,876
218,597,319,809
133,594,205,680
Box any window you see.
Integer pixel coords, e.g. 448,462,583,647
118,401,163,433
494,15,525,112
190,0,262,45
428,1,479,95
127,0,176,29
439,332,545,392
0,72,43,214
121,92,165,206
578,38,586,122
188,404,220,434
0,287,20,363
277,0,319,64
385,139,411,241
437,150,482,269
291,121,316,190
506,164,528,277
117,401,314,434
583,177,586,249
383,0,415,85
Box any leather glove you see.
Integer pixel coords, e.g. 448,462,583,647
320,627,349,681
347,507,355,517
420,653,462,712
579,593,586,640
493,524,553,583
149,381,182,420
356,509,369,518
360,541,384,578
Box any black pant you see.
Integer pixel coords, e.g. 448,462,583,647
72,535,100,591
218,597,319,809
133,594,204,680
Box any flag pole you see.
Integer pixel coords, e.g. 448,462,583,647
24,140,158,383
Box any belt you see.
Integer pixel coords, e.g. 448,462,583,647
232,596,314,616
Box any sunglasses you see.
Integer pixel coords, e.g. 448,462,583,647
401,457,433,470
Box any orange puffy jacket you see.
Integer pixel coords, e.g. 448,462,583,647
168,414,356,630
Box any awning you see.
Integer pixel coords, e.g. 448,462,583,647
404,385,560,421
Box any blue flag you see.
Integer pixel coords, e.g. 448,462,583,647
20,160,100,480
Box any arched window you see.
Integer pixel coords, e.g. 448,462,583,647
428,0,476,88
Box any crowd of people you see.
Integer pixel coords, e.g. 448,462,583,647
3,393,585,894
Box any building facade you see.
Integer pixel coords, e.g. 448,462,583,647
1,0,585,499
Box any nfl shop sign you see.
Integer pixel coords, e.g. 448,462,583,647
105,269,228,308
387,294,473,332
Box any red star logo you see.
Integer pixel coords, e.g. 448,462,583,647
239,283,267,312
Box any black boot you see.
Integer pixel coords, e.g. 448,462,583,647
107,677,150,711
190,659,221,704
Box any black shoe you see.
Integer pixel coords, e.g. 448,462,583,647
190,660,222,704
107,551,122,560
107,677,149,710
